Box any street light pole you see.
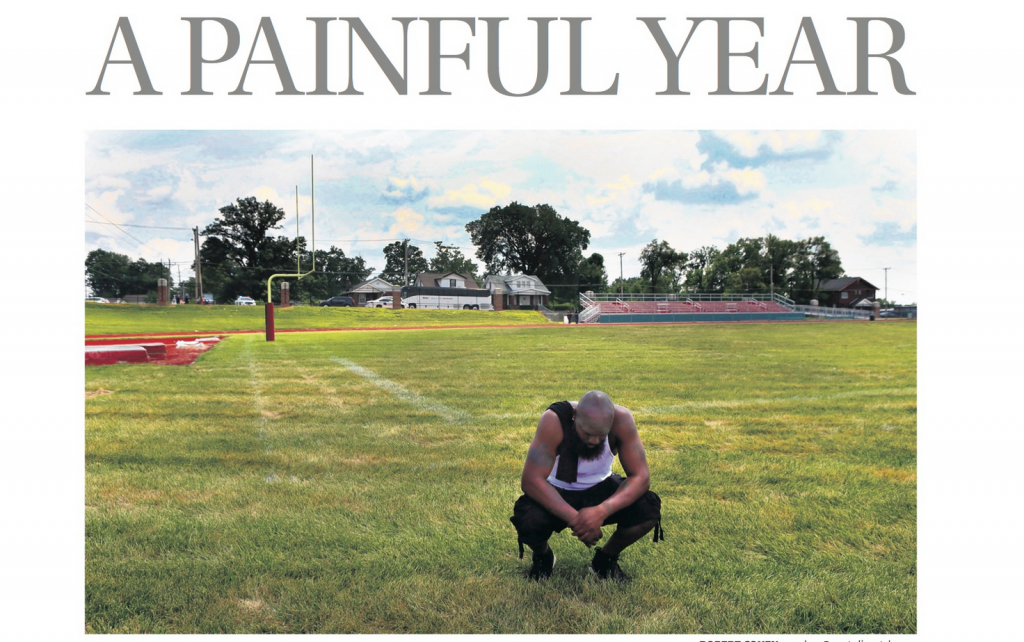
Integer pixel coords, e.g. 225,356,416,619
193,226,203,301
883,267,890,303
618,252,625,298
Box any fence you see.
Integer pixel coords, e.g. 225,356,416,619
578,291,877,323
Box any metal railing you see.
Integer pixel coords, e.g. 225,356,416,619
579,306,601,324
535,304,561,323
793,304,872,320
588,292,796,307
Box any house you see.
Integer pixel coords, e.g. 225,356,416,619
342,276,396,305
815,277,879,309
413,272,481,289
482,274,552,310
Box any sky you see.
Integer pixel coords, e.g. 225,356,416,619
85,130,917,302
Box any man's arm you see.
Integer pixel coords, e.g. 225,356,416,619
569,407,651,538
520,410,578,523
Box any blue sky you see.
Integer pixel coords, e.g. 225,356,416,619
85,130,917,302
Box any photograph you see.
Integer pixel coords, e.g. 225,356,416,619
84,129,916,634
8,2,1021,640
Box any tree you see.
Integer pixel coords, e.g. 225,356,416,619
85,249,172,299
85,249,132,298
609,276,648,296
199,197,296,302
465,202,591,290
639,240,686,293
694,234,842,301
791,236,844,303
428,242,478,281
292,245,373,303
379,241,428,286
682,245,720,292
577,253,608,293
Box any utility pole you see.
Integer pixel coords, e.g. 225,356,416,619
883,267,890,303
770,264,774,300
618,252,625,298
193,227,203,301
403,239,409,286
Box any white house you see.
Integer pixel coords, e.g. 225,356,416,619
482,274,552,309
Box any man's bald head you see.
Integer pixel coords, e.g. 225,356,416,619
576,390,615,436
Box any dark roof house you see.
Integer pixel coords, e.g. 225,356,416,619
816,277,879,308
413,272,481,289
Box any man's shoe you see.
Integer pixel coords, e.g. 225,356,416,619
590,547,629,582
528,547,556,580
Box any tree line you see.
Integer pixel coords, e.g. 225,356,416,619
85,196,845,305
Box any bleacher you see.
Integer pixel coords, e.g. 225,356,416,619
593,300,791,315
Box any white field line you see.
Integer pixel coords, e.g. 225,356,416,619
243,338,279,482
330,357,470,424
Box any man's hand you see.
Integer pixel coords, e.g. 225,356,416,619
568,505,608,547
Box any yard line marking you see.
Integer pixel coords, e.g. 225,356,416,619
243,338,281,482
331,357,470,423
636,387,917,413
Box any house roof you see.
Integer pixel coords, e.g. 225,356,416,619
817,277,880,292
343,276,395,294
483,274,551,295
415,272,481,288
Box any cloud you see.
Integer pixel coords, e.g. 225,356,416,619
586,175,636,206
699,131,836,168
385,207,425,237
382,176,433,204
643,177,760,205
858,222,917,247
427,179,511,209
145,185,173,199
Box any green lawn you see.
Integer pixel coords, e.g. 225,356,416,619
85,302,549,335
85,322,917,633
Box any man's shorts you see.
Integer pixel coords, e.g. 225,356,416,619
510,474,662,556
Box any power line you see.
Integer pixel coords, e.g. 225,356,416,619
85,220,191,231
85,203,151,247
85,213,144,251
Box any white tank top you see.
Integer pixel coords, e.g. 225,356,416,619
546,439,614,490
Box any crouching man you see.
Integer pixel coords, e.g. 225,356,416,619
510,390,664,581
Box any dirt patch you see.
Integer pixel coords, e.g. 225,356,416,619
873,468,916,483
86,388,114,398
236,598,266,613
260,410,282,420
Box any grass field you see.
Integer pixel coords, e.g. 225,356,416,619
85,321,917,633
85,302,548,335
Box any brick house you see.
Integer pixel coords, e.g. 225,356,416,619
815,277,879,309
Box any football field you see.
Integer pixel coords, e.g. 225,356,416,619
85,321,916,633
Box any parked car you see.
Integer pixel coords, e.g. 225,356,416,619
879,309,897,318
201,294,215,305
319,296,355,307
371,296,405,308
234,296,256,306
86,297,109,304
